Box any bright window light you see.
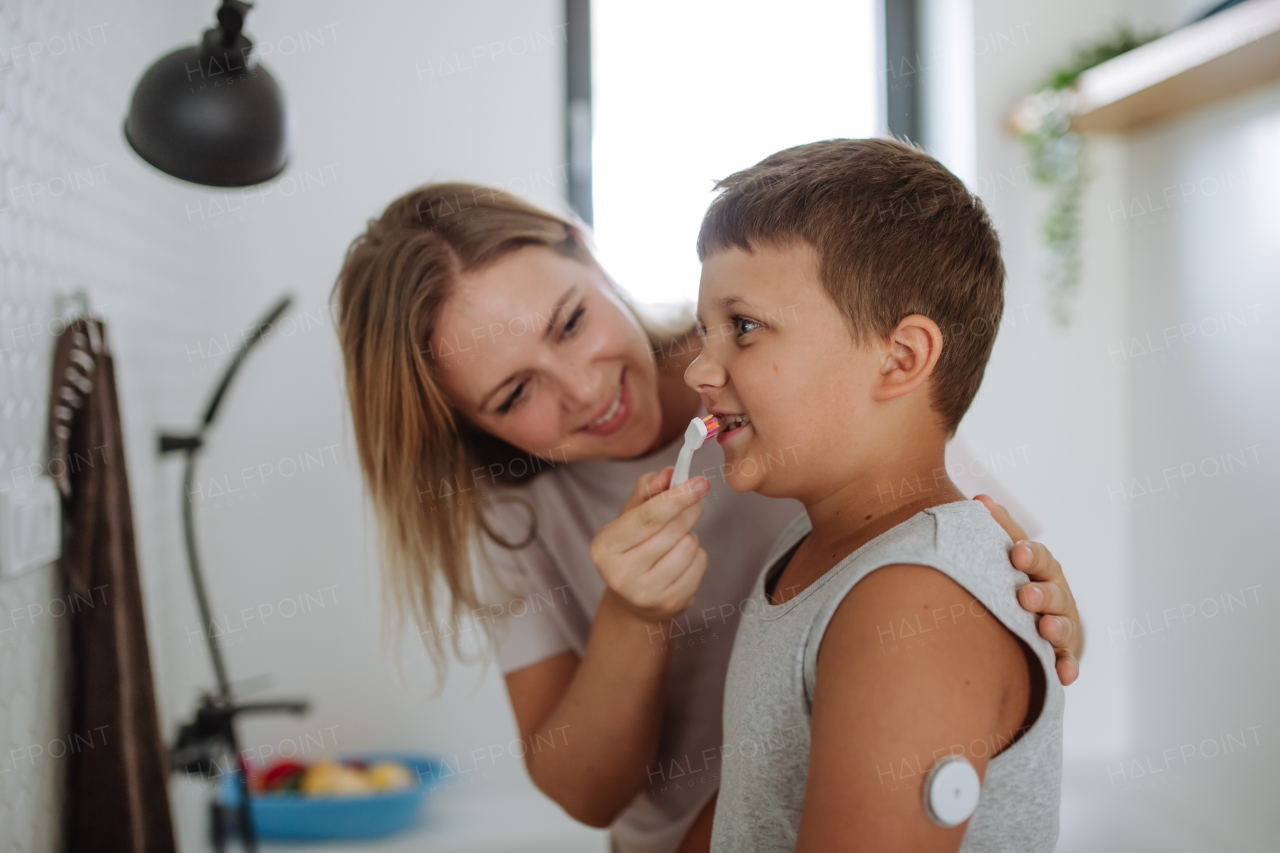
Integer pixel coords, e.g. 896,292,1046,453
591,0,881,307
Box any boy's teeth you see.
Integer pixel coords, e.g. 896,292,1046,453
720,414,751,431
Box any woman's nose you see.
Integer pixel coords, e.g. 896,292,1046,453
560,361,603,404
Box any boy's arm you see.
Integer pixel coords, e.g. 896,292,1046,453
795,564,1035,853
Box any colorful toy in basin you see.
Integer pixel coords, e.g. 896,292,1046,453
223,753,444,840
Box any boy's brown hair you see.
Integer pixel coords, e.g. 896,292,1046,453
697,138,1005,435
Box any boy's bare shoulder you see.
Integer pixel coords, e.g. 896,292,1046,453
798,564,1033,849
818,562,1028,683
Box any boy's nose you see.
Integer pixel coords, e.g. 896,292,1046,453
684,348,725,391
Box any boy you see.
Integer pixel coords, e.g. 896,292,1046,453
686,139,1063,851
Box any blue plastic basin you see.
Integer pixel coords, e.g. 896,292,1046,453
222,754,445,840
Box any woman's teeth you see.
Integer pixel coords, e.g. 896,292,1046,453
588,386,622,427
720,413,751,431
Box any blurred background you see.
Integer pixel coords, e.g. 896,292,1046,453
0,0,1275,850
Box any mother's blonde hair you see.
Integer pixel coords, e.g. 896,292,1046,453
332,183,688,679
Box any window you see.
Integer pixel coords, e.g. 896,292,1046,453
589,0,880,305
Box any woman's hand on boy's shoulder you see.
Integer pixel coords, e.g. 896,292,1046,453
975,495,1083,686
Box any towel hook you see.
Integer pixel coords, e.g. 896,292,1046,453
54,288,92,322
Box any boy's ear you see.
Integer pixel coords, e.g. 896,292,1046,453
873,314,944,402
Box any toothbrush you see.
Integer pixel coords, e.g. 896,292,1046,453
671,415,720,486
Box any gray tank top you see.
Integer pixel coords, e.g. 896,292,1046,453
710,501,1063,852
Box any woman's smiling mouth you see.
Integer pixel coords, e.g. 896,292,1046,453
579,370,632,436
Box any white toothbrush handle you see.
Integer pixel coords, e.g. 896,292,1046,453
671,445,695,486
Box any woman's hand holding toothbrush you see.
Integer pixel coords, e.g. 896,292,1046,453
511,466,711,827
590,466,711,623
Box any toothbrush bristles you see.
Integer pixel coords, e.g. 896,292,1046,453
701,414,720,441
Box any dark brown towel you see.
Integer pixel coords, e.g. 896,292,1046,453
51,318,177,853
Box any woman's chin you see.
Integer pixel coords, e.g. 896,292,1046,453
617,400,667,456
625,418,666,457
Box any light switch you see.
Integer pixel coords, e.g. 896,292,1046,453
0,476,62,578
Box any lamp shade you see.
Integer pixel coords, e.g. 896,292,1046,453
124,2,288,187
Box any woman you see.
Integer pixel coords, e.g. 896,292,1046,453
332,182,1083,853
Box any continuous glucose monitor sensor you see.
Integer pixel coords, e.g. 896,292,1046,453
923,755,981,828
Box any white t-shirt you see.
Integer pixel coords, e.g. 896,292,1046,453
476,413,805,853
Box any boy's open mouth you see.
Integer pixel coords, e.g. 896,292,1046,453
714,412,751,443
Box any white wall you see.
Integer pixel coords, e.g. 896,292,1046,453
931,0,1135,765
1116,48,1279,852
936,0,1279,850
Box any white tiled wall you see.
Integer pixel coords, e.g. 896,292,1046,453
0,1,226,848
0,1,598,851
0,567,66,850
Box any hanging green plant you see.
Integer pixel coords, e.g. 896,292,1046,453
1009,24,1163,325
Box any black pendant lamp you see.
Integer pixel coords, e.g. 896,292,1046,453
125,0,289,187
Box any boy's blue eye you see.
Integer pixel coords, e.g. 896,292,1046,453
734,316,762,336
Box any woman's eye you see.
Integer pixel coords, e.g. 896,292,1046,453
561,304,586,337
497,381,526,414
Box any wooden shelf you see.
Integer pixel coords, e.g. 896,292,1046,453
1012,0,1280,133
